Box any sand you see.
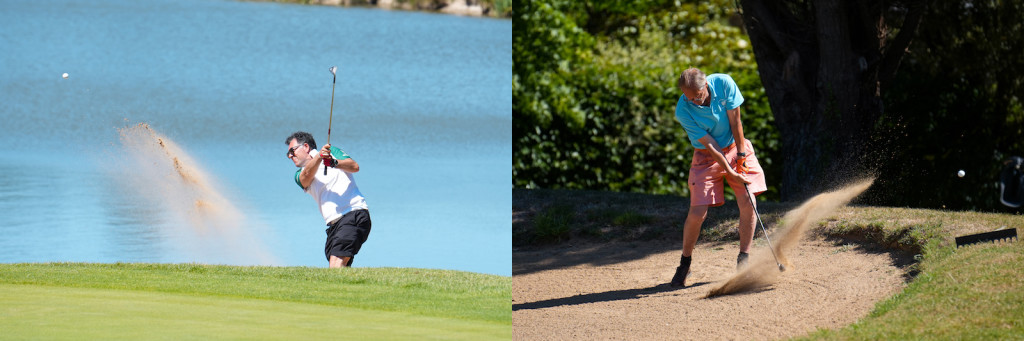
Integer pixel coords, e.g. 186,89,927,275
706,178,876,298
112,123,278,265
513,179,909,340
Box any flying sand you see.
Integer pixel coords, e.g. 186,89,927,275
706,178,875,298
112,123,278,265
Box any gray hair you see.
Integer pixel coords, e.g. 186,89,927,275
677,68,706,91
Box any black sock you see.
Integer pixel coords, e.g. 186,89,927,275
680,254,692,267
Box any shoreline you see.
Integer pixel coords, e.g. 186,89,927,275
248,0,512,18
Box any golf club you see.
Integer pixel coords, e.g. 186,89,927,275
743,182,786,272
325,66,338,175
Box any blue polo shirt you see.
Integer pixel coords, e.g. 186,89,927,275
674,73,744,150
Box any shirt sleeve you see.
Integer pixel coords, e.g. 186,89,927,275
330,146,351,160
294,169,305,190
675,97,709,149
721,74,744,110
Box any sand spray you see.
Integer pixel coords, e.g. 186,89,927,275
705,178,875,298
112,123,278,265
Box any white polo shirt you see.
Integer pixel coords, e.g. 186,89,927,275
295,147,368,225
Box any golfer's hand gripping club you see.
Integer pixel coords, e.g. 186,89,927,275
322,150,331,175
322,153,337,171
321,145,337,173
734,153,750,174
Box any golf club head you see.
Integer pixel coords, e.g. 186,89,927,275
329,66,337,76
778,263,786,272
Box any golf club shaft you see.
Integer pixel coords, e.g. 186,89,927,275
328,74,335,146
743,183,783,268
325,73,336,175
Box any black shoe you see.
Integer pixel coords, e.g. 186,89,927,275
737,252,749,270
670,256,691,287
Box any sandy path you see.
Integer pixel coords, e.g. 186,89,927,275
513,237,909,340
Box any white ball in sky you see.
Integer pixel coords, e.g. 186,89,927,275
62,73,69,79
957,170,965,178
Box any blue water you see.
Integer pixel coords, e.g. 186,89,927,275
0,0,511,275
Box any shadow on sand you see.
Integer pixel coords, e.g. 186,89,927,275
513,240,682,277
513,281,713,311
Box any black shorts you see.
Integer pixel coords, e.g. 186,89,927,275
324,209,372,261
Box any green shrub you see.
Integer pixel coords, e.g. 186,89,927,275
514,0,778,199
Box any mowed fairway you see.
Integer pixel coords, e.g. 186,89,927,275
0,263,510,340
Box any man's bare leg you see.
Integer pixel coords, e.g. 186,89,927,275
736,187,756,253
671,204,708,287
329,255,353,268
681,204,709,257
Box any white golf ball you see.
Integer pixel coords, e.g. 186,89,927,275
62,73,69,79
957,170,965,177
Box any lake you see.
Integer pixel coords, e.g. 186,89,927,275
0,0,511,275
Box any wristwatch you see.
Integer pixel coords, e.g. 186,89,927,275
737,152,747,157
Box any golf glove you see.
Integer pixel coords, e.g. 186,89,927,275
322,152,338,170
734,154,750,174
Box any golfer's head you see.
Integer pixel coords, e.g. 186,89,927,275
285,131,317,167
678,68,707,105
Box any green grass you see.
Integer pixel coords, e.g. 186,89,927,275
612,211,653,227
0,263,510,340
514,188,1024,339
531,204,574,243
800,207,1024,340
814,242,1023,339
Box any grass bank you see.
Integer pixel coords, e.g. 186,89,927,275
0,264,510,340
514,188,1024,339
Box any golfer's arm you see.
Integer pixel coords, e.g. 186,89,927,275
699,135,739,176
336,159,360,173
726,107,746,154
299,154,321,189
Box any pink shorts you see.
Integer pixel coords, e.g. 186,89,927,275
688,139,767,207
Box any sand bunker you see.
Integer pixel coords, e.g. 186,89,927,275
513,178,906,340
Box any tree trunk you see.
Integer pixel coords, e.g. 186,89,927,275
738,0,924,200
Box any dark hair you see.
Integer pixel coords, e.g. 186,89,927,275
285,131,317,150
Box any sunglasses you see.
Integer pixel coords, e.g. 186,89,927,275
287,144,307,158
